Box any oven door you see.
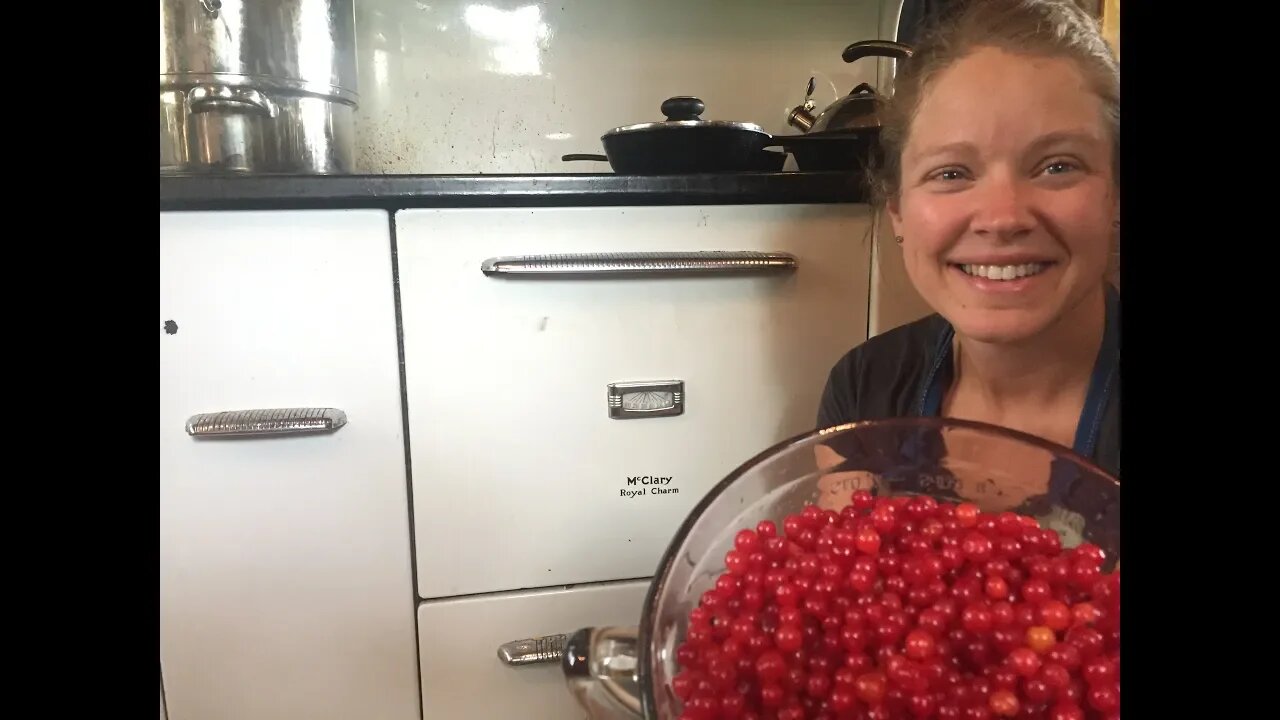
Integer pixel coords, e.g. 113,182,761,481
397,204,873,599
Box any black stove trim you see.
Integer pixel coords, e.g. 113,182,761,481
159,172,868,211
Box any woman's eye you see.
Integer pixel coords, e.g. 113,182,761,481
928,168,966,182
1042,160,1079,176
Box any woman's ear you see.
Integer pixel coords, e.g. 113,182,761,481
886,196,904,239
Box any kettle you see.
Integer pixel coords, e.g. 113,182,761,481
787,40,914,134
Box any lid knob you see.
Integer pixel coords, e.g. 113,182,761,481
661,96,705,121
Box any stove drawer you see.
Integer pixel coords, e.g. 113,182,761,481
397,205,872,598
419,579,650,719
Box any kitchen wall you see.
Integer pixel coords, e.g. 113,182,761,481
1102,0,1119,58
352,0,890,174
867,0,931,337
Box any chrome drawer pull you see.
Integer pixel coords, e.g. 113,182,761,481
185,408,347,438
497,633,568,666
480,251,798,278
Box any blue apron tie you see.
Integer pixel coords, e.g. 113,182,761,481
1072,286,1121,457
917,325,954,418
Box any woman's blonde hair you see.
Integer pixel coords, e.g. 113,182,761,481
871,0,1120,208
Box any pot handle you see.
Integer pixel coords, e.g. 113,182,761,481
842,39,914,64
187,85,280,118
497,626,644,719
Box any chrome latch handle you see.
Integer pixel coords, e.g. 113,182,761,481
185,408,347,439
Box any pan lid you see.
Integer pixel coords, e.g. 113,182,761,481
603,96,767,138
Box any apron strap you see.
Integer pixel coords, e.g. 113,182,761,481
916,324,954,417
1072,286,1121,457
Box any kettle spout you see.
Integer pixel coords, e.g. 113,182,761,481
787,106,816,132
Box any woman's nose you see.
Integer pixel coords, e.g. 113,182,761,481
971,173,1035,240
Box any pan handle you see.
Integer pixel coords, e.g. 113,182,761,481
842,40,914,64
762,132,876,149
561,154,610,162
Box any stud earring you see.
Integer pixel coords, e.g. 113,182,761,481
894,235,904,245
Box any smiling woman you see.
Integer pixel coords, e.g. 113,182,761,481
890,46,1116,346
817,0,1121,479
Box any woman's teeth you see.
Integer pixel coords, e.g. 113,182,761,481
959,263,1048,281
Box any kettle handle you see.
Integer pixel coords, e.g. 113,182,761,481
842,39,914,64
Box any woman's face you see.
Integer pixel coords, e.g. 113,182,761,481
889,47,1117,344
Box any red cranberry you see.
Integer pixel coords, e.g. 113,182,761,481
676,500,1119,718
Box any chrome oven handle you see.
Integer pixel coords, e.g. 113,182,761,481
185,408,347,439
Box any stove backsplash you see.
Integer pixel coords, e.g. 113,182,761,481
354,0,893,174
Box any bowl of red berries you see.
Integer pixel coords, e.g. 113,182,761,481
554,418,1120,720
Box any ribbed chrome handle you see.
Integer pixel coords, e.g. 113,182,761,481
496,633,568,666
185,408,347,438
481,251,798,278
